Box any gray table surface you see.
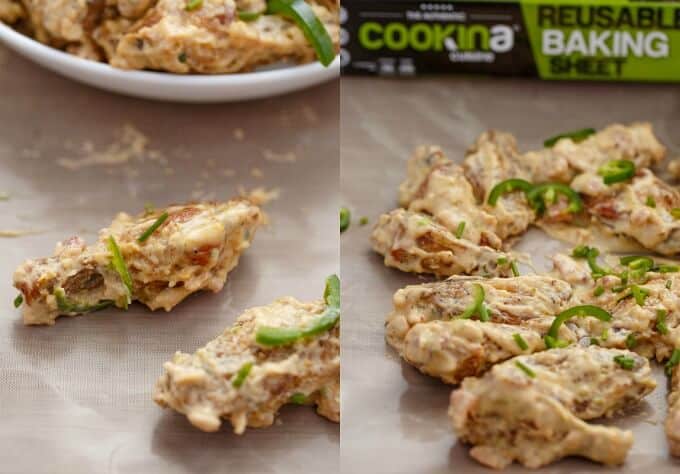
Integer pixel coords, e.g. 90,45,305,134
0,45,339,474
340,76,680,474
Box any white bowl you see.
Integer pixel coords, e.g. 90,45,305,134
0,22,339,103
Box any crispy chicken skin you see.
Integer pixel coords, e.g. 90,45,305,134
572,168,680,256
519,122,666,184
385,275,573,355
463,131,535,239
370,209,515,278
153,296,340,433
450,346,655,469
13,200,262,325
109,0,339,73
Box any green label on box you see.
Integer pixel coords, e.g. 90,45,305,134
521,0,680,81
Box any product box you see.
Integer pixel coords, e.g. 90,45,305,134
340,0,680,81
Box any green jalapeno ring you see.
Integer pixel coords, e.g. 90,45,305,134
487,179,534,206
544,305,612,348
527,183,583,215
598,159,636,185
544,128,596,148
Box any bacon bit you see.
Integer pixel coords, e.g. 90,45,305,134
190,245,217,265
391,249,409,263
167,207,201,225
591,201,620,220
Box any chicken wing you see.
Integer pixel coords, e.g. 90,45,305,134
153,293,340,433
110,0,339,73
13,200,262,325
385,275,573,357
401,319,545,384
397,147,502,248
571,168,680,256
449,346,656,469
370,209,515,278
463,130,535,239
519,122,666,184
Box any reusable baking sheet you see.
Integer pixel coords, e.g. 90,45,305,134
0,46,339,474
340,76,680,474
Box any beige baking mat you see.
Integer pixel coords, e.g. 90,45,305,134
0,46,339,474
340,76,680,474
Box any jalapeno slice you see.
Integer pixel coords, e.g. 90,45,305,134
256,274,340,347
597,159,636,185
267,0,335,67
543,128,596,148
572,245,610,278
527,183,583,215
458,283,489,321
487,179,533,206
544,305,612,348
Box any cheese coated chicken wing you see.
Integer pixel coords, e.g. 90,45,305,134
370,209,515,278
154,294,340,433
450,346,656,469
13,200,262,325
519,122,665,184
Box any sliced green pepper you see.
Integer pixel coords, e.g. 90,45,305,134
238,10,262,21
515,360,536,378
13,294,23,308
289,392,309,404
597,159,635,185
138,212,168,243
630,285,649,306
185,0,202,10
613,354,635,370
267,0,335,67
54,287,113,314
232,362,253,388
544,128,596,148
527,183,583,215
656,309,669,335
572,245,610,278
107,235,133,307
340,207,350,233
455,221,466,239
458,284,489,321
657,264,679,274
544,305,612,349
256,274,340,347
513,333,528,351
487,179,533,206
665,349,680,375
